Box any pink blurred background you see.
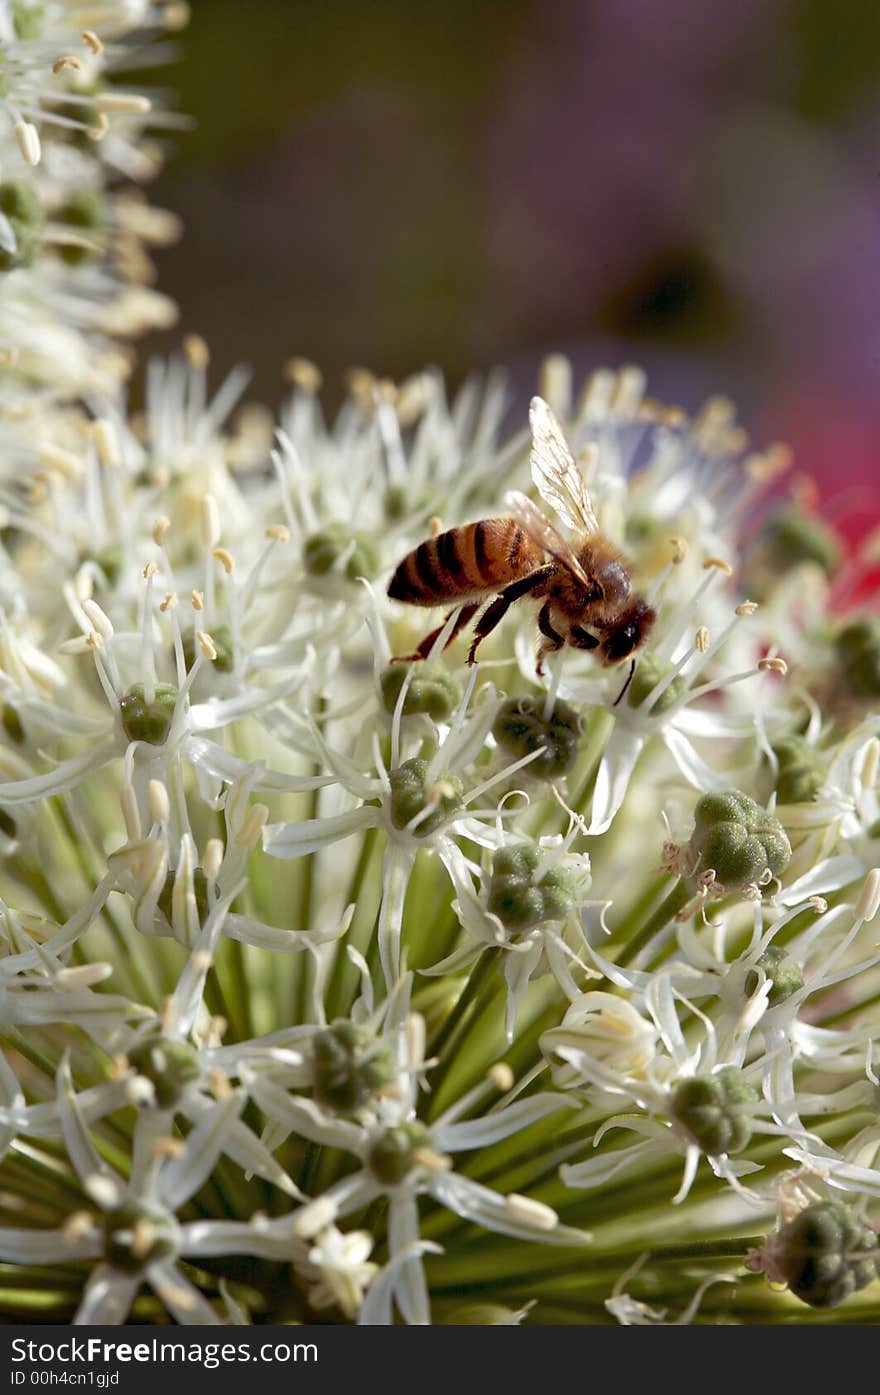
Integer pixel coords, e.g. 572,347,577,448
140,0,880,532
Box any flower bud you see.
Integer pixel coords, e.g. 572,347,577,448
119,683,179,745
745,944,803,1006
58,190,106,266
303,525,379,582
626,652,687,714
103,1201,176,1273
836,619,880,699
388,758,463,836
0,180,43,272
492,696,582,779
2,705,24,745
157,867,209,928
689,789,791,887
369,1122,432,1186
312,1020,395,1114
770,1201,879,1309
488,843,576,932
127,1033,201,1110
670,1068,757,1156
764,506,841,574
772,736,823,804
380,664,461,721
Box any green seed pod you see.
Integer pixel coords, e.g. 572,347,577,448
388,758,463,836
104,1202,177,1273
312,1020,395,1114
671,1068,757,1156
93,546,124,589
303,524,379,581
119,683,178,745
488,843,576,932
772,736,823,804
765,507,841,575
379,664,461,721
493,696,582,779
0,179,44,272
369,1122,431,1186
127,1033,201,1110
57,190,106,266
745,943,804,1006
157,867,209,927
772,1201,879,1309
13,3,43,39
1,704,24,744
183,624,235,673
626,652,687,714
836,619,880,699
689,789,791,887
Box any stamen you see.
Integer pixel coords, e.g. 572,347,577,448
202,838,224,880
505,1193,559,1231
148,780,170,825
758,656,788,675
95,93,152,115
855,868,880,924
488,1062,514,1091
284,357,323,394
15,121,41,167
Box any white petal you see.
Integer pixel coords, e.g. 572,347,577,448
588,729,645,834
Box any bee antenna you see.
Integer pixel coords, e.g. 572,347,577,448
613,659,636,707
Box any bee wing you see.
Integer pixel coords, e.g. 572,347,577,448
504,490,593,589
529,395,601,535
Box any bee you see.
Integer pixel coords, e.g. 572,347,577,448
387,395,656,696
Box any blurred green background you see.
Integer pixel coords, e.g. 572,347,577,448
141,0,880,507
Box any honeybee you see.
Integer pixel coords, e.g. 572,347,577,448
388,395,656,693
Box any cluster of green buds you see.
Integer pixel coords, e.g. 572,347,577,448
304,525,379,582
760,505,841,576
836,619,880,700
119,683,179,746
312,1021,395,1114
626,651,688,714
761,1201,879,1309
127,1033,202,1110
487,843,576,933
687,790,792,892
670,1068,758,1157
388,758,463,836
492,695,582,779
380,664,461,721
0,180,43,272
771,735,824,804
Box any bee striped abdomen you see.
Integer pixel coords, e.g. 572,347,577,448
388,518,541,606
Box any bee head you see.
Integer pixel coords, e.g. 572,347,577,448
599,598,656,667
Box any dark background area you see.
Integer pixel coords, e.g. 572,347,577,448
140,0,880,514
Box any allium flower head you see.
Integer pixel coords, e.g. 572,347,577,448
2,12,880,1330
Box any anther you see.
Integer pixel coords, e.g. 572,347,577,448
758,656,788,675
196,630,217,661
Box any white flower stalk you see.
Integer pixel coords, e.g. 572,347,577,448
1,19,880,1323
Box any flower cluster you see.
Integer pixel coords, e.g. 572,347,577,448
1,10,880,1329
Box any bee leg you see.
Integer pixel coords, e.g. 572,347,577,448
466,567,554,665
391,603,480,664
535,602,566,675
569,625,599,651
613,658,637,707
